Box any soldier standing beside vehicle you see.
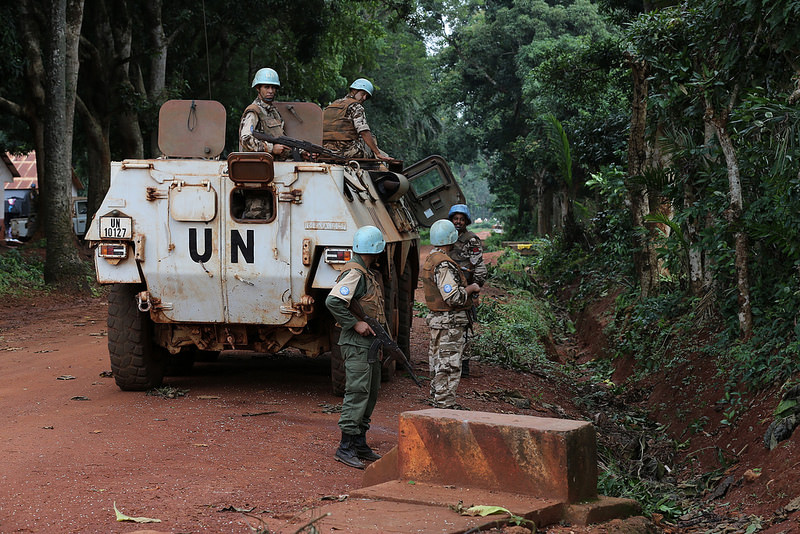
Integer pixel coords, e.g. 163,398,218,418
447,204,487,377
423,219,481,409
325,225,387,469
322,78,393,161
238,67,290,160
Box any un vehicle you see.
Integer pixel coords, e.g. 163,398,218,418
86,100,463,392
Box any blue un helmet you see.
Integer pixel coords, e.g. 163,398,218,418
353,225,386,254
251,68,281,87
448,204,472,225
430,219,458,246
349,78,374,97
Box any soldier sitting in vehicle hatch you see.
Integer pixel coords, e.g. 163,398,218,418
322,78,393,162
238,67,291,160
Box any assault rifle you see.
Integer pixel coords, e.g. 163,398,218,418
251,132,348,163
349,299,422,388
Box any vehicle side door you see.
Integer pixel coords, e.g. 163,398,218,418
402,155,465,227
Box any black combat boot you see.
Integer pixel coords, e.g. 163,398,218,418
334,432,365,469
461,359,471,377
353,432,381,461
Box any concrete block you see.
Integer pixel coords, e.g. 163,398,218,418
396,409,598,503
564,495,642,526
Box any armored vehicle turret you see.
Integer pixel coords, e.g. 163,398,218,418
86,100,463,393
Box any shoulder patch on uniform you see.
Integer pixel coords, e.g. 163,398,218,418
471,246,481,253
443,284,453,293
340,286,350,296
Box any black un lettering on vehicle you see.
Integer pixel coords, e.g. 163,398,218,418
189,228,213,263
231,229,254,264
188,228,254,264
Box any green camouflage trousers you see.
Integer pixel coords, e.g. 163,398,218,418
427,324,467,408
338,343,381,435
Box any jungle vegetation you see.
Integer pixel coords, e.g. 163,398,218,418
1,0,800,386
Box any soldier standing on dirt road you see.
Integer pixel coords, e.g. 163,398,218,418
238,67,291,159
322,78,393,161
325,225,388,469
447,204,487,377
423,219,481,409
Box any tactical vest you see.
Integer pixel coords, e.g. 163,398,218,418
242,103,284,138
342,261,387,326
449,230,479,282
323,97,359,143
421,251,470,312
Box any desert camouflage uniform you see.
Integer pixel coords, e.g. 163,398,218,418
323,99,375,158
450,230,487,287
238,98,286,155
449,230,487,365
423,248,471,408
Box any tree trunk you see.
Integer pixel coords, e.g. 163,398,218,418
42,0,87,290
76,97,111,223
709,111,753,338
143,0,168,157
626,56,659,298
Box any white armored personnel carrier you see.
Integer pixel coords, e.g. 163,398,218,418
85,100,463,392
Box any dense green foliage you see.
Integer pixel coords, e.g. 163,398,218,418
0,248,45,294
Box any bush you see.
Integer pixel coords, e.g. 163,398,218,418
473,289,557,373
0,248,45,295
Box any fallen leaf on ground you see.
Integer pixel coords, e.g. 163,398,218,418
71,396,90,401
113,502,162,523
218,505,255,512
57,375,76,380
197,395,220,399
463,505,512,517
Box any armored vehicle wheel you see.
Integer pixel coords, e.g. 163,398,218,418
107,284,165,391
397,259,414,360
329,324,346,397
381,269,398,383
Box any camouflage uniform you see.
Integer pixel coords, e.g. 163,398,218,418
449,229,486,367
422,248,472,408
322,97,375,159
325,255,387,436
238,98,286,156
449,230,487,287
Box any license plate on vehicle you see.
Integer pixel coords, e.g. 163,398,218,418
99,217,132,239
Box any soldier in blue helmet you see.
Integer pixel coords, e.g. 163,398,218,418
238,67,290,159
422,219,481,409
447,203,487,377
322,78,393,161
325,225,388,469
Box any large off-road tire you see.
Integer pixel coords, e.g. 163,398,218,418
329,324,346,397
381,266,398,383
397,259,414,360
107,284,165,391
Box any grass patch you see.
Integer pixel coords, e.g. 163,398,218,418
0,247,46,295
473,289,556,373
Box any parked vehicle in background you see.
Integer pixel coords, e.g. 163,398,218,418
72,197,88,238
3,187,37,241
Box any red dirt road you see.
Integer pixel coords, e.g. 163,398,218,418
0,285,579,533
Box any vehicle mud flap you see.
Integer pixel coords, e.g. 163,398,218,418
107,284,166,391
329,323,346,397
